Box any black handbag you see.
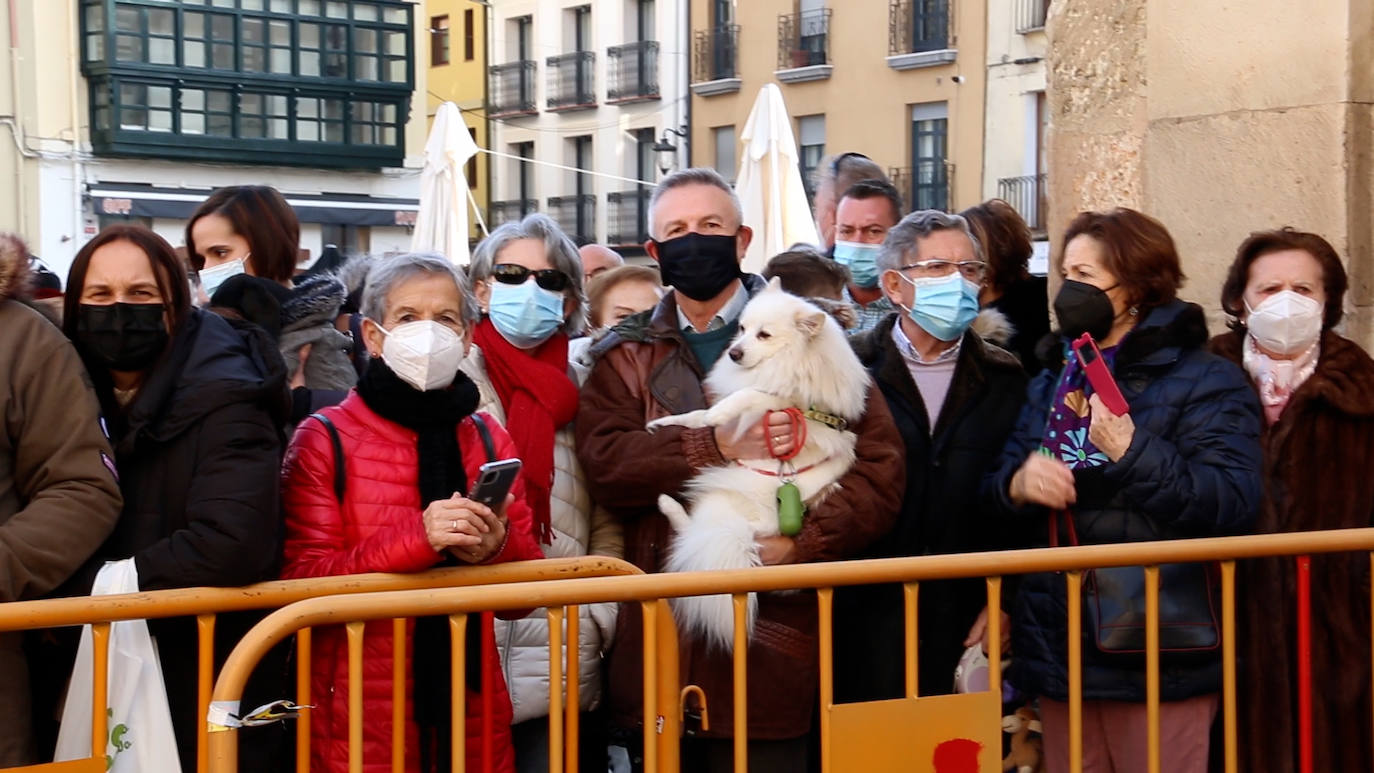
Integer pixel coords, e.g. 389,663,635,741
1052,510,1220,655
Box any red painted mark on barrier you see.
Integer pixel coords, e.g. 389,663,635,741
932,738,982,773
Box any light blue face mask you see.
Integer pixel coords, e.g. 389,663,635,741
900,272,981,342
832,241,882,288
488,278,565,349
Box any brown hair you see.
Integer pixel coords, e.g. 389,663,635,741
1062,208,1185,310
586,264,663,328
961,199,1032,294
185,185,300,281
63,224,192,335
763,246,849,300
1220,227,1346,331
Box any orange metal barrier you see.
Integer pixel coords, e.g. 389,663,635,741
200,527,1374,773
0,557,640,773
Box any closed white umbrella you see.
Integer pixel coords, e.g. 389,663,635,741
735,83,820,274
411,101,481,264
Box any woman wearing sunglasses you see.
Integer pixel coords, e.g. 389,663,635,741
464,214,623,773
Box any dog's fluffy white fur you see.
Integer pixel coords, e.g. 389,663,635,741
647,278,872,651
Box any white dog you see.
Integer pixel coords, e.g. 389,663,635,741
647,278,872,651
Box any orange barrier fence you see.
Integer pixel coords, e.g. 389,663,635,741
0,557,640,773
193,527,1374,773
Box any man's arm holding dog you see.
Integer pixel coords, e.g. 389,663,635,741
763,384,905,564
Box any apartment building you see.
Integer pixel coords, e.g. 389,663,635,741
485,0,689,253
983,0,1048,267
426,0,489,242
687,0,987,214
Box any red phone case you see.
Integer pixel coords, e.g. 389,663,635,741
1071,333,1129,416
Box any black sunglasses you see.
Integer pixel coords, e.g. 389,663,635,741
491,263,571,292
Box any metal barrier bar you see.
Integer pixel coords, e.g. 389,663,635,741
196,613,215,773
90,623,109,764
346,621,364,773
482,612,495,773
1145,565,1160,773
731,594,747,773
548,607,565,773
640,601,658,773
1296,555,1313,773
902,582,918,698
1066,570,1083,773
451,614,467,773
295,627,312,771
817,588,833,773
392,618,404,773
565,605,580,773
986,577,1002,693
1221,561,1237,773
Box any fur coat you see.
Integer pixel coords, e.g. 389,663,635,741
1209,329,1374,773
280,272,356,392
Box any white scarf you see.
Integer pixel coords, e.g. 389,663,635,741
1242,333,1319,424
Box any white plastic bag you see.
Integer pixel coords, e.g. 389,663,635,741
54,559,183,772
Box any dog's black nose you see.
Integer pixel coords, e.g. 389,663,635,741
728,347,743,362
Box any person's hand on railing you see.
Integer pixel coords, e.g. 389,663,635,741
1009,453,1077,509
963,606,1011,655
1087,392,1136,462
422,494,507,561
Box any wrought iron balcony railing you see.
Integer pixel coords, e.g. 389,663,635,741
888,0,951,55
607,41,660,103
889,162,955,213
489,198,537,227
997,173,1048,233
692,24,739,83
607,188,651,246
547,51,596,111
547,194,597,245
1015,0,1048,33
777,9,831,70
488,61,537,117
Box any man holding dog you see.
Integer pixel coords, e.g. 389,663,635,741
837,210,1030,702
576,168,904,771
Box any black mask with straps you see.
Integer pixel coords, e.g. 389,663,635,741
75,302,170,372
1053,280,1120,341
653,232,743,302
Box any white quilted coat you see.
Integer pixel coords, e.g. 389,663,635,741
461,344,623,724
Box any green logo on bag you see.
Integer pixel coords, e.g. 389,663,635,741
106,708,131,770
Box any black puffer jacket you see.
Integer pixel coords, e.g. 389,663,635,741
987,300,1263,702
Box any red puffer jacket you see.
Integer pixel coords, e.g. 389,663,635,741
282,391,544,773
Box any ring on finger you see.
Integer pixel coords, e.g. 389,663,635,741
451,519,457,531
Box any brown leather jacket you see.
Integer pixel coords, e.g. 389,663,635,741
574,276,905,740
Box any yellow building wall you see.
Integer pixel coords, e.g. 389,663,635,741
688,0,986,212
425,0,490,241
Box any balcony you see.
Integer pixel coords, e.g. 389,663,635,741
691,25,741,96
776,9,832,84
489,60,537,118
889,162,954,213
607,41,660,104
607,189,651,246
547,194,596,245
546,51,597,112
1015,0,1049,33
489,198,537,227
887,0,956,71
997,173,1048,234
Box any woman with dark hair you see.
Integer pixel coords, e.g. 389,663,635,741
960,198,1048,368
1208,228,1374,773
186,185,357,418
988,209,1262,772
57,224,288,771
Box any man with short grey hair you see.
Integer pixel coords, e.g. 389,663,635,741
833,209,1028,704
576,167,904,772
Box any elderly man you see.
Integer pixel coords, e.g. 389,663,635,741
834,179,904,333
811,151,888,249
576,168,904,771
835,210,1028,704
578,243,624,281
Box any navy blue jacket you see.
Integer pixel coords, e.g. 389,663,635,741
988,300,1262,702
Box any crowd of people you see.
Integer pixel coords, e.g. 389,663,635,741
0,155,1370,773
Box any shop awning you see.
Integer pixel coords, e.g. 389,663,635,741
89,183,420,227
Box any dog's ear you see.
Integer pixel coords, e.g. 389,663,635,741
796,308,827,338
767,276,783,293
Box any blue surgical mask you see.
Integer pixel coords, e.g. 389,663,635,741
899,272,980,342
832,241,882,288
487,279,566,349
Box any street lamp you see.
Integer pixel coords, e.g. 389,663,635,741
654,126,690,176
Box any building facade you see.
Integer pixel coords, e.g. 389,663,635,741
485,0,689,253
982,0,1047,264
687,0,987,215
0,0,429,279
425,0,489,242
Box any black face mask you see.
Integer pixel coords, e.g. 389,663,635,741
76,302,170,372
1053,280,1118,341
653,232,743,302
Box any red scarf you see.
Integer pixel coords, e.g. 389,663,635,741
472,319,579,544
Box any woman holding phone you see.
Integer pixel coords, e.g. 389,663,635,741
281,252,543,773
988,208,1263,773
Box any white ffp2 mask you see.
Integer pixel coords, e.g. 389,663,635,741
377,320,466,391
1245,290,1322,356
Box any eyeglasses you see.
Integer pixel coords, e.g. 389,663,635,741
491,263,571,292
898,259,988,282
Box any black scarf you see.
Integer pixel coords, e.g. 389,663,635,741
356,358,483,770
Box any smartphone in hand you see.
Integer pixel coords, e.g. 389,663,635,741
469,459,522,510
1071,333,1129,416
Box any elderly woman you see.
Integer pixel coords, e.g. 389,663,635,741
281,253,543,773
463,214,622,773
1207,228,1374,773
58,224,287,771
988,209,1262,773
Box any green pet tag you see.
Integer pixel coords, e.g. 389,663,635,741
777,481,804,536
